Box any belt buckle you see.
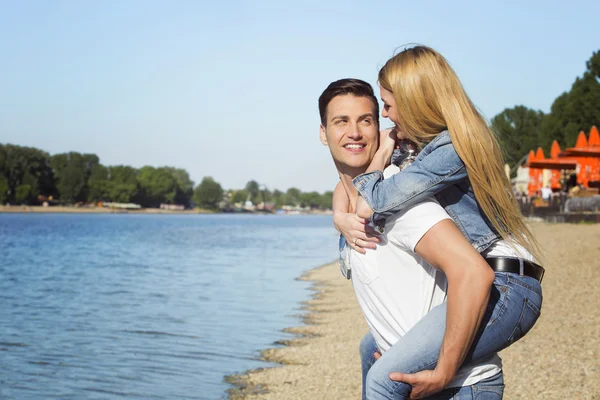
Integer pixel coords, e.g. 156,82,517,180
538,265,545,283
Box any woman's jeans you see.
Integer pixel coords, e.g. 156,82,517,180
361,334,505,399
360,272,542,400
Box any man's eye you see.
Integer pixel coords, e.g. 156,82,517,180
335,120,347,125
363,119,372,124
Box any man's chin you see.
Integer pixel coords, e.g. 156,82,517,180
335,160,370,175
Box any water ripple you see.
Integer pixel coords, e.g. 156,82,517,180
0,213,337,399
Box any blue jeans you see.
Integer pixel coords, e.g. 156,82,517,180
360,333,504,399
359,272,542,399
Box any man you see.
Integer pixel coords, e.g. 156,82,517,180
318,79,504,399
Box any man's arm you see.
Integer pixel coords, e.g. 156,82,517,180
332,180,351,220
391,219,495,398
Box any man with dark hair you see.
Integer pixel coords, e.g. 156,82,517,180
318,78,380,127
319,79,381,185
319,79,504,400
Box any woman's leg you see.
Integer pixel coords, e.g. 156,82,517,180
424,372,504,400
365,273,542,400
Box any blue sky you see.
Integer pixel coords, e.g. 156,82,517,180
1,0,598,192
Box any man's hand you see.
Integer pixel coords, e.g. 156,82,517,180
333,212,380,254
373,351,447,399
388,369,448,400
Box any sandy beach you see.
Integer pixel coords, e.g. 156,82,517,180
228,222,600,399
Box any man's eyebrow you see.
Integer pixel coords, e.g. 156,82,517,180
330,115,348,121
358,113,375,120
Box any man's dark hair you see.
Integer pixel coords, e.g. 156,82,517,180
318,78,379,126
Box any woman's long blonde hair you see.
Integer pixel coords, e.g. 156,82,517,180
379,45,540,259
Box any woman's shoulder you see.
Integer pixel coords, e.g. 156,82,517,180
416,130,465,172
421,130,455,155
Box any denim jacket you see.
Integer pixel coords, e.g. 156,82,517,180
352,130,499,252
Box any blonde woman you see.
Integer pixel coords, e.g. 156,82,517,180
334,46,544,399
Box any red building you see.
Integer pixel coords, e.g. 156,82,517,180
525,126,600,196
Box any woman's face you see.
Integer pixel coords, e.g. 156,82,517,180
380,87,405,139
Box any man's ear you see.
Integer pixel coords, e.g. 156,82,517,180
319,124,328,146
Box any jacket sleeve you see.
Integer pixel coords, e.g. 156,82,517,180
352,139,467,224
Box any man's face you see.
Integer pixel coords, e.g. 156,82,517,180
320,95,379,171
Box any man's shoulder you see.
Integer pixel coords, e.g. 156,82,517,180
385,199,451,251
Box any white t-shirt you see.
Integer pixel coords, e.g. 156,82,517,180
348,196,502,387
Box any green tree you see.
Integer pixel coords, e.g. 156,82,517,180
299,191,322,209
194,177,223,209
1,144,54,204
15,184,32,204
260,187,272,204
272,189,284,208
0,175,9,204
540,49,600,148
285,187,301,206
135,166,178,207
165,167,194,205
320,191,333,209
245,180,260,204
491,106,545,165
231,189,249,204
87,165,109,202
51,152,99,203
107,165,139,203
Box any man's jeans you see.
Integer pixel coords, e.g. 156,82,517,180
359,272,542,399
360,333,504,400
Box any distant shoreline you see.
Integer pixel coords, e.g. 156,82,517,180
0,205,333,216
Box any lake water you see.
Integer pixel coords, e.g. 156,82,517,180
0,213,338,399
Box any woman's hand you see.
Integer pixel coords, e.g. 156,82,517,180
333,211,380,254
364,128,397,174
380,127,397,152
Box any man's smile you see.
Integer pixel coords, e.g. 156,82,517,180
343,143,367,152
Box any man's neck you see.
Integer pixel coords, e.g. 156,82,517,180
334,162,366,214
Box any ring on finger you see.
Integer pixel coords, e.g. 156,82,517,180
354,238,359,246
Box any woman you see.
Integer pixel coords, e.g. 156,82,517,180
334,46,544,399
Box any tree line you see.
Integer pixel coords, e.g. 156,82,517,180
0,146,333,210
491,49,600,166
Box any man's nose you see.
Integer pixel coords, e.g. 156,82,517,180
347,123,362,139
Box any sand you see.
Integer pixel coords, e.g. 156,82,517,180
228,222,600,399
